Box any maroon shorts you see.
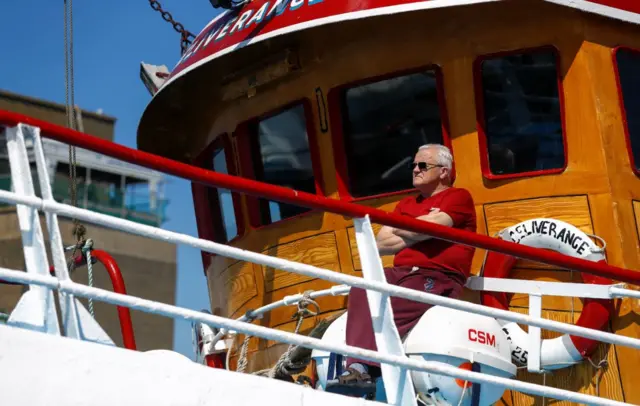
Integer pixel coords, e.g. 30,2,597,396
345,266,465,367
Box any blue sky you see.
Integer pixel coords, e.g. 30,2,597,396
1,1,221,356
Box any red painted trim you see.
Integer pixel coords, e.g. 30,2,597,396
91,249,137,351
191,182,213,270
589,0,640,15
172,0,488,81
235,123,263,229
192,133,246,269
480,252,613,357
237,99,324,229
473,45,568,180
328,64,453,201
2,109,640,285
611,46,640,177
327,87,351,200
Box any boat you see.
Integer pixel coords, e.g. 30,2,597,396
2,0,640,405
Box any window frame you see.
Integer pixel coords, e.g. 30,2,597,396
192,133,245,269
473,45,568,180
327,65,453,202
235,98,325,230
612,45,640,177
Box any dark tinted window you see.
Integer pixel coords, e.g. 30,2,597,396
478,49,565,176
340,71,446,197
251,104,315,224
615,48,640,170
209,146,238,241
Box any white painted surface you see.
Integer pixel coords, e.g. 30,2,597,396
528,294,542,373
466,277,621,299
5,125,59,335
0,325,374,406
354,216,416,406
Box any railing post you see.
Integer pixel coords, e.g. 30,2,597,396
353,215,416,406
5,125,60,335
30,124,113,346
528,293,542,373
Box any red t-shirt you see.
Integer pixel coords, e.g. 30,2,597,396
392,187,477,278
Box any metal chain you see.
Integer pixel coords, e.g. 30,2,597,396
147,0,195,54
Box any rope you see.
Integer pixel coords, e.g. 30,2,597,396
266,291,319,379
64,0,88,286
232,309,259,373
82,239,95,318
235,334,252,373
457,382,469,406
234,291,320,377
587,353,609,398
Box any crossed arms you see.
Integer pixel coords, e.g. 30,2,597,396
375,209,454,256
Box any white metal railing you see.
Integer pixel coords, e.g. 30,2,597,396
0,267,631,406
5,185,640,348
2,123,640,406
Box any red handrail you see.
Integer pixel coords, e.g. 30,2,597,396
91,249,137,351
1,109,640,285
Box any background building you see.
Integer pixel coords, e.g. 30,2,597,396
0,88,177,351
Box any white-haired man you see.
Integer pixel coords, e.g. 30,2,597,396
328,144,477,393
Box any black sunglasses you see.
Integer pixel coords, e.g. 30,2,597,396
410,162,442,171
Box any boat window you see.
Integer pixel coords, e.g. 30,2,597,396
193,135,242,246
614,47,640,173
475,47,566,178
336,69,448,198
249,103,316,225
208,145,238,241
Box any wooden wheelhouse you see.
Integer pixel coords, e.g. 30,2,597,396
138,0,640,403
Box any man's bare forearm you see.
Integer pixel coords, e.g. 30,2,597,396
376,226,414,255
391,210,454,241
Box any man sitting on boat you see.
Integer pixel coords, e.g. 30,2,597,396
328,144,477,392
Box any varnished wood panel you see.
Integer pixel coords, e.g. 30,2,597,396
504,308,624,405
210,260,258,317
260,231,341,292
347,224,394,271
484,196,594,270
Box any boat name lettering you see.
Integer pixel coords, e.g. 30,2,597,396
179,0,324,64
509,220,590,255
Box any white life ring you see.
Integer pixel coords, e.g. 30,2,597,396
480,218,613,370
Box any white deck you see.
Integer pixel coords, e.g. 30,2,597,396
0,324,375,406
